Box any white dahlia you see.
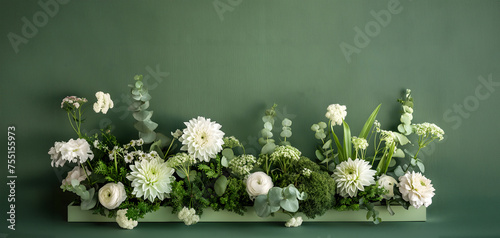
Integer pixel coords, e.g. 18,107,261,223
325,104,347,126
332,158,376,197
127,157,176,202
398,171,435,209
179,116,225,162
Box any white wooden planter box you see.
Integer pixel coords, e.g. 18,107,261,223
67,205,426,222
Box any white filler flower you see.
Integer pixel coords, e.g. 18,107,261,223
285,216,303,227
378,174,398,199
127,157,175,202
98,182,127,210
178,207,200,225
179,116,225,162
332,158,376,197
325,104,347,126
59,138,94,164
116,209,138,229
398,171,435,209
93,91,114,114
246,172,274,199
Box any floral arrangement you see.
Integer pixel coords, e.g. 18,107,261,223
49,76,445,229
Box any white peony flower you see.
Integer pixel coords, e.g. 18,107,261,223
62,166,90,186
59,138,94,164
178,207,200,225
325,104,347,126
127,157,176,202
378,174,398,199
285,216,303,227
98,182,127,210
398,171,435,209
49,141,65,167
246,172,274,199
116,209,138,229
179,116,225,162
332,158,376,197
93,91,114,114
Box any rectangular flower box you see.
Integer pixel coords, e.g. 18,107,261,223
67,205,426,222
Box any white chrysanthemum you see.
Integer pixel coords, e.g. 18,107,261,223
179,117,225,162
127,157,176,202
270,145,301,162
413,123,445,141
93,91,114,114
352,136,369,150
378,174,398,199
332,158,376,197
398,171,435,209
178,207,200,225
116,209,138,229
285,216,303,227
59,138,94,164
325,104,347,126
62,166,90,186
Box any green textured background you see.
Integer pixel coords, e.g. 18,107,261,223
1,0,500,237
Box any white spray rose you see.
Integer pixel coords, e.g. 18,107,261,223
116,209,138,229
246,172,274,199
93,91,114,114
62,166,90,186
378,174,398,199
98,182,127,210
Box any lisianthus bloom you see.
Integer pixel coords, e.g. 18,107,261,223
325,104,347,126
93,91,114,114
332,158,376,197
179,117,225,162
399,171,435,209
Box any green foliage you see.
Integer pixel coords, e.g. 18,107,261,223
333,185,386,224
253,184,306,218
208,177,251,215
122,200,161,221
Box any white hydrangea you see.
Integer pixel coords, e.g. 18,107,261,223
398,171,435,209
93,91,114,114
116,209,138,229
285,216,303,227
59,138,94,164
180,117,225,162
325,104,347,126
228,154,256,177
178,207,200,225
332,158,376,197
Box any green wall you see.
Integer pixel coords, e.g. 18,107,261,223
1,0,499,237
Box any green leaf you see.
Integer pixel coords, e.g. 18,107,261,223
261,142,276,155
417,161,425,173
140,93,152,102
254,195,271,217
393,148,405,158
139,131,156,144
133,110,152,121
386,203,395,216
358,104,381,139
135,80,143,88
134,120,158,132
188,170,197,182
80,188,97,210
176,169,186,178
322,139,332,150
394,165,404,177
221,156,228,167
264,122,273,130
315,150,324,160
150,139,164,158
155,132,171,148
282,118,292,127
331,129,345,161
280,198,299,212
138,101,150,110
394,132,410,145
268,187,284,207
214,175,228,196
261,129,273,138
280,130,292,138
283,185,298,200
400,113,412,125
343,120,352,159
222,148,235,160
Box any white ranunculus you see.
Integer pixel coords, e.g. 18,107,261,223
116,209,138,229
93,91,114,114
98,182,127,210
246,172,274,199
398,171,435,209
59,138,94,164
62,166,90,186
378,174,398,199
325,104,347,126
285,216,303,227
